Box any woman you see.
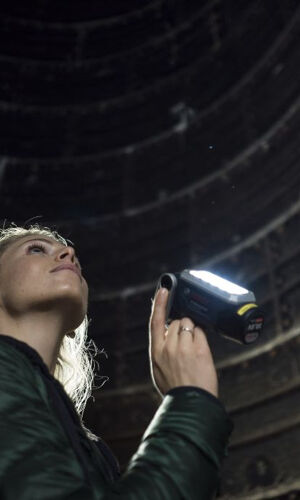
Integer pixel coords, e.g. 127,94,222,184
0,222,234,499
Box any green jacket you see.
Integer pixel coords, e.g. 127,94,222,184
0,335,234,499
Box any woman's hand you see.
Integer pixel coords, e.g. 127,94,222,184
149,288,219,398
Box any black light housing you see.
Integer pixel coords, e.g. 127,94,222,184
155,269,264,345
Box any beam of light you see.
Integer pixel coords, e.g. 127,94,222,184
189,270,249,295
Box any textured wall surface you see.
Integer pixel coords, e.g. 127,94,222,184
1,1,300,498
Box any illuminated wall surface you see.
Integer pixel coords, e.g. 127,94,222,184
1,1,300,497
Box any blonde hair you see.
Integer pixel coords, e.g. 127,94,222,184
0,221,108,441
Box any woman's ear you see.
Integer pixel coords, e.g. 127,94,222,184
67,330,75,339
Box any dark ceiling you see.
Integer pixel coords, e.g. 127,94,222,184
1,1,300,497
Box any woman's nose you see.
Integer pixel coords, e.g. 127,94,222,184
58,246,76,263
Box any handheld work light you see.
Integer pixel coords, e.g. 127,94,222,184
155,269,264,344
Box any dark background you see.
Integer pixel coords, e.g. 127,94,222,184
1,1,300,498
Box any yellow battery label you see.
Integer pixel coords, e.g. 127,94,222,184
237,303,258,316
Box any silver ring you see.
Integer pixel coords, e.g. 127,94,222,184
179,326,194,334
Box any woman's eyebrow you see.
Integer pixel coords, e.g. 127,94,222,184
17,237,65,249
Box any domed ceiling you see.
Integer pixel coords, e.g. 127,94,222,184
1,1,300,497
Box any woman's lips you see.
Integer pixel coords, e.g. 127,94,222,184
52,265,82,279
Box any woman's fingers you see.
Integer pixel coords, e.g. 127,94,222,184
194,326,211,356
149,291,219,397
149,288,169,355
175,317,195,349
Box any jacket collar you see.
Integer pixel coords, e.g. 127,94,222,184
0,333,52,377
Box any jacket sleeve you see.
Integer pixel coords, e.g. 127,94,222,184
0,346,234,500
110,386,234,500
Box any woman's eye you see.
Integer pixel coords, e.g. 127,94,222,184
28,243,46,253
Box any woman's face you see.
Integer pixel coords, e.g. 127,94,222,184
0,235,89,332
